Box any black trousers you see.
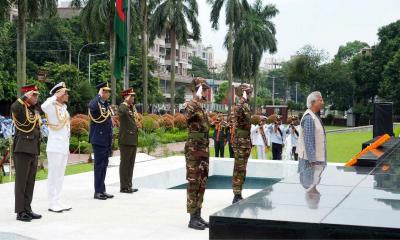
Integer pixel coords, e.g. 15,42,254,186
272,143,283,160
14,152,38,213
119,145,137,190
214,141,225,158
92,144,110,194
228,143,234,158
292,146,298,160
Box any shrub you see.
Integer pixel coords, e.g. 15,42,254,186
142,115,160,132
138,129,159,154
136,113,143,129
251,115,261,125
70,136,91,154
70,117,89,137
162,115,174,130
174,113,187,130
73,114,90,122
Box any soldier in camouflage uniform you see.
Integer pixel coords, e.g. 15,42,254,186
232,84,253,204
184,77,211,230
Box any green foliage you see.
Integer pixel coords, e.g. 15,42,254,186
138,129,159,154
142,115,160,132
175,85,186,104
188,56,212,78
90,60,111,86
70,136,92,154
41,62,94,114
214,81,229,104
335,40,369,62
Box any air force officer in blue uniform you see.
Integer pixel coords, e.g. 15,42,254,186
88,82,114,200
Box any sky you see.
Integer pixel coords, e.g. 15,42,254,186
197,0,400,63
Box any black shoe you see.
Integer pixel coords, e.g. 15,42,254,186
94,193,107,200
232,194,243,204
188,213,205,230
16,212,32,222
103,192,114,199
132,188,138,193
27,211,42,219
120,188,133,194
196,209,209,228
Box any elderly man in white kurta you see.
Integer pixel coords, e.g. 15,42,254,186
296,91,327,193
41,82,72,213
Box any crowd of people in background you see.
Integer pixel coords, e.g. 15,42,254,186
211,112,301,161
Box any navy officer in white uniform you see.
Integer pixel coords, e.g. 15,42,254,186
41,82,72,213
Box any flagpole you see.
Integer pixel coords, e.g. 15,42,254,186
124,0,131,89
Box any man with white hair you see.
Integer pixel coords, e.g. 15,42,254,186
296,91,327,192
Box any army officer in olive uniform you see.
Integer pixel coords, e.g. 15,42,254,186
11,85,42,222
118,88,139,194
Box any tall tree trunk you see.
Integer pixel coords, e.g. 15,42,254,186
141,0,148,113
17,1,27,97
170,28,176,115
109,14,116,105
227,24,234,115
252,74,258,114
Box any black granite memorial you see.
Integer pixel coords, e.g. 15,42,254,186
209,141,400,239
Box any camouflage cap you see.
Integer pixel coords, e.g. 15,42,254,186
190,77,210,92
235,83,253,97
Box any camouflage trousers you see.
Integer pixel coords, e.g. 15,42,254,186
184,138,209,214
232,137,252,194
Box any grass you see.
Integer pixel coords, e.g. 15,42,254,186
325,125,348,131
210,130,374,163
1,163,93,184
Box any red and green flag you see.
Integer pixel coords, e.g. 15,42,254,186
113,0,128,80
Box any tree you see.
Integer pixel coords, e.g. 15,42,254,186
208,0,249,114
379,50,400,113
175,85,186,104
287,45,328,90
1,0,57,96
135,0,160,113
188,56,212,78
232,0,278,112
41,62,94,114
71,0,135,105
335,40,369,63
150,0,200,114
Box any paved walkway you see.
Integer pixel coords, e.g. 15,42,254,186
0,156,258,240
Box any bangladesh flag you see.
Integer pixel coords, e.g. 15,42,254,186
113,0,128,80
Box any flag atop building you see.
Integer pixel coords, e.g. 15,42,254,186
113,0,128,80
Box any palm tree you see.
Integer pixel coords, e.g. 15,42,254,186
0,0,57,96
135,0,159,113
208,0,249,114
71,0,116,104
150,0,200,114
233,0,278,113
71,0,137,104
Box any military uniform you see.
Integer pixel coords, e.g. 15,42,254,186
88,82,113,200
118,88,138,193
185,77,210,230
11,85,42,221
41,82,71,212
232,84,253,203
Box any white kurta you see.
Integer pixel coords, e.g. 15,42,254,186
41,96,71,209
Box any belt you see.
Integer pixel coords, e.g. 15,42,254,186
188,132,209,140
235,128,250,138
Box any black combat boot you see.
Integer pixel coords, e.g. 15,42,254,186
196,209,209,228
188,213,206,230
232,194,243,204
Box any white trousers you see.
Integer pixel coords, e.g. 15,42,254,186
47,152,68,208
256,145,267,160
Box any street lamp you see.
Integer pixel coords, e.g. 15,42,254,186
77,42,105,73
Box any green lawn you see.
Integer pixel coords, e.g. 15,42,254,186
210,130,374,163
0,163,93,184
325,125,348,131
